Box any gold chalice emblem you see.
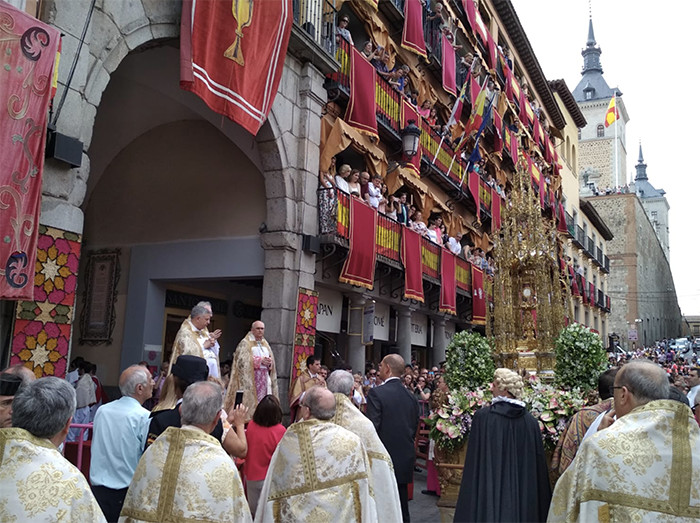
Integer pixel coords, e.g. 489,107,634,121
224,0,254,65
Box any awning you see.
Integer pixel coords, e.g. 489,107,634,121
320,115,387,178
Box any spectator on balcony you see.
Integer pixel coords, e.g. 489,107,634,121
385,64,410,95
447,233,463,256
426,215,444,246
364,173,384,210
441,27,462,51
440,223,449,245
485,255,495,276
347,169,362,197
320,157,336,189
335,163,352,194
417,100,432,119
393,192,410,225
359,171,370,200
335,15,353,46
411,211,429,236
378,183,390,215
360,40,380,63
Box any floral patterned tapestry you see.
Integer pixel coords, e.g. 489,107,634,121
0,3,61,299
290,287,318,385
10,225,81,378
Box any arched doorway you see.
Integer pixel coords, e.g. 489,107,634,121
73,44,271,385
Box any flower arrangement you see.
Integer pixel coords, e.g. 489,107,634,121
426,387,492,452
522,375,586,451
427,375,587,453
554,323,607,393
444,331,495,391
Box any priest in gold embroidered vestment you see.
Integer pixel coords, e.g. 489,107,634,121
548,360,700,522
168,304,215,371
120,381,251,523
225,320,278,422
255,387,378,522
0,378,106,522
327,370,402,523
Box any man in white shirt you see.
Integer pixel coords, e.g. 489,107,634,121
447,233,463,256
364,173,383,209
687,367,700,406
90,365,154,521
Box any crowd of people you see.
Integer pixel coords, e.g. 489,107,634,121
2,312,698,521
321,158,497,274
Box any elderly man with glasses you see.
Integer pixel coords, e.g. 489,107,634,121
549,360,700,521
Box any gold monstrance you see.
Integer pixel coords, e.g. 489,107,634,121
225,0,254,65
487,160,572,377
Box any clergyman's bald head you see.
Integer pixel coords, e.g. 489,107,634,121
305,386,336,420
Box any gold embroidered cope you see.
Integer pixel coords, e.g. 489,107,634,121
224,332,279,422
0,428,106,522
255,419,378,522
119,426,252,522
330,393,402,522
548,400,700,522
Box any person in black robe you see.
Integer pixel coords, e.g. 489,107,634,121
454,368,552,522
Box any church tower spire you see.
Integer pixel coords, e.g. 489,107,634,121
582,17,603,75
635,142,648,181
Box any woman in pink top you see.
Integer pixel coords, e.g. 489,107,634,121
243,395,286,516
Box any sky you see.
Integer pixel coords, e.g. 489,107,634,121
510,0,700,317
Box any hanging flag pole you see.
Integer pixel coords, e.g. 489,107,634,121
604,92,621,188
459,90,497,188
433,70,471,165
614,92,619,188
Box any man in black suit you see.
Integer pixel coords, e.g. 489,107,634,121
366,353,419,522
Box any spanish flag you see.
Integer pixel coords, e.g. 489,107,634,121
604,96,619,127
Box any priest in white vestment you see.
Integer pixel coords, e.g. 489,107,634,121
255,387,378,522
0,377,106,522
120,381,251,522
327,370,402,523
549,360,700,522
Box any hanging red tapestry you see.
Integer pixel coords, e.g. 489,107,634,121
339,198,377,289
345,46,378,137
471,264,486,324
180,0,292,135
401,226,424,302
440,250,457,315
0,3,60,300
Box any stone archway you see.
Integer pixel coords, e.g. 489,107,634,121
19,1,328,396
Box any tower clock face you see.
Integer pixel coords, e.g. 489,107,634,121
522,287,532,298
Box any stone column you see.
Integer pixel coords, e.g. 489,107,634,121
433,316,447,365
258,57,327,414
347,294,366,373
397,308,412,365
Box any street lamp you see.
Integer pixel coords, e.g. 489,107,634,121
401,119,422,157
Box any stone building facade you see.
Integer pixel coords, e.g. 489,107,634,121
588,194,681,348
0,0,328,405
1,0,601,393
550,79,612,338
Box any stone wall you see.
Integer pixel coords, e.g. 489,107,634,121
26,0,327,392
588,194,682,348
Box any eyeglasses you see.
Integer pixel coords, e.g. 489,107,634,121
340,18,349,23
